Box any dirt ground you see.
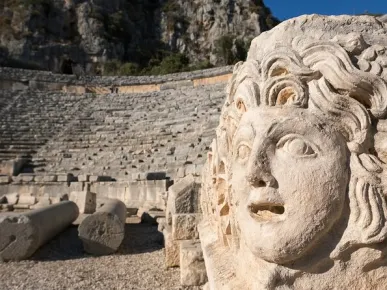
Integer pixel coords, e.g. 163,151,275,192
0,222,181,290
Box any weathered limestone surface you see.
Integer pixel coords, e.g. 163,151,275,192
78,199,126,255
0,201,79,261
163,226,180,267
200,14,387,290
172,214,200,240
180,240,208,286
164,173,203,280
166,174,200,225
69,191,96,214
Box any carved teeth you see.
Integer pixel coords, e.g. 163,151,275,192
248,203,284,221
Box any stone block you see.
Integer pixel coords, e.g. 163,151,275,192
33,175,45,183
166,174,200,225
172,213,200,240
0,175,11,184
163,226,180,267
180,240,207,286
13,204,30,210
57,173,73,182
20,174,34,183
78,174,89,182
69,191,96,214
18,194,37,206
43,175,57,182
5,193,18,205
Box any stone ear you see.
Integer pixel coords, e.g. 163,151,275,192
331,153,387,259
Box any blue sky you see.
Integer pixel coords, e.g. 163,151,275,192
264,0,387,21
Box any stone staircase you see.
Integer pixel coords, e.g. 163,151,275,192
26,83,225,179
0,90,93,163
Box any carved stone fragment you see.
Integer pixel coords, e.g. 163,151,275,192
199,14,387,290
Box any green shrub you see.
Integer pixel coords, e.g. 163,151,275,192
103,60,121,75
189,60,213,71
214,34,235,65
148,53,189,75
118,62,139,76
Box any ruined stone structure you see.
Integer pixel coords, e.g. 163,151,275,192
0,66,231,210
199,15,387,289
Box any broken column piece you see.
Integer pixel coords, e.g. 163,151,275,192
78,199,126,255
0,201,79,261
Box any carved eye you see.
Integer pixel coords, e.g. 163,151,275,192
277,135,316,157
236,144,251,162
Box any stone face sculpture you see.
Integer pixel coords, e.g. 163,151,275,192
199,15,387,289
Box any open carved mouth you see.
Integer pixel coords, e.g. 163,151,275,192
248,203,285,221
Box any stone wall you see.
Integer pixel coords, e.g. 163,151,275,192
0,66,233,94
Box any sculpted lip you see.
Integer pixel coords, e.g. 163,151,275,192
248,202,285,221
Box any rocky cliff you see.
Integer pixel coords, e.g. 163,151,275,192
0,0,279,74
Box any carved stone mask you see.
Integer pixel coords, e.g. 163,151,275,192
232,107,349,263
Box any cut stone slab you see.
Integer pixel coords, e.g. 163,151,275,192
35,175,57,183
78,199,126,255
78,174,89,182
166,174,200,225
20,174,35,183
69,191,96,214
0,175,11,184
4,193,18,205
13,204,30,210
18,195,37,206
180,240,208,286
163,226,180,267
172,213,200,240
57,174,73,182
0,201,79,261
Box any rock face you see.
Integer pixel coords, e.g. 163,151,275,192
0,0,278,73
199,15,387,289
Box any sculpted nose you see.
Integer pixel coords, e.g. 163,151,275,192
246,151,277,188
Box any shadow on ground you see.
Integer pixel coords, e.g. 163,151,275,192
31,223,164,261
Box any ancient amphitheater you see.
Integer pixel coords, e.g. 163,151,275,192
0,65,232,289
3,14,387,290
